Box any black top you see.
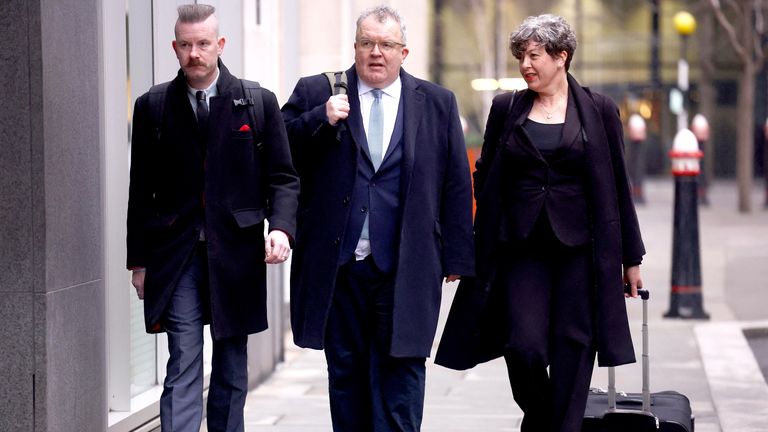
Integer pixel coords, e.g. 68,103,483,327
523,119,564,159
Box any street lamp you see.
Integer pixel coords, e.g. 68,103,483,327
673,11,696,131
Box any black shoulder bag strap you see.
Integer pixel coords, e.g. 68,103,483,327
238,79,272,207
240,79,265,150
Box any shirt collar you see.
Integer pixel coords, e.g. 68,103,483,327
187,67,220,98
358,76,402,99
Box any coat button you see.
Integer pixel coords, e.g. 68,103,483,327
334,237,341,245
361,206,367,213
343,196,350,205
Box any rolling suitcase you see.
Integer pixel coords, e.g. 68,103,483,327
582,289,695,431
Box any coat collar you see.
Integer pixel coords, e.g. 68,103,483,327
399,69,423,189
506,74,593,160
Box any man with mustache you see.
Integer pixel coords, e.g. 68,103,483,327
282,5,474,431
126,4,298,431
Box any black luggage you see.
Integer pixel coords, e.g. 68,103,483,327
582,289,695,431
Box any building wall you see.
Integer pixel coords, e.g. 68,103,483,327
1,1,290,430
0,0,106,431
279,0,429,104
0,1,431,430
0,2,37,429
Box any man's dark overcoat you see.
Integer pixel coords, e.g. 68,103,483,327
127,60,299,339
281,67,475,358
436,74,645,369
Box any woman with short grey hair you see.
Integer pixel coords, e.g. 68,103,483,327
437,14,645,432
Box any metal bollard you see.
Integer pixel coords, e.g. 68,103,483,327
664,128,710,319
627,114,647,204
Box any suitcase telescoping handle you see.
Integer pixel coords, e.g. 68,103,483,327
609,287,651,412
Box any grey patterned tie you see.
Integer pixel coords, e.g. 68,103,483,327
361,89,383,241
368,89,383,170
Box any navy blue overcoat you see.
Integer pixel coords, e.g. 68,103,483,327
282,67,475,358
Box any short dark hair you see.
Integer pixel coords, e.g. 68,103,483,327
509,14,577,71
175,4,218,38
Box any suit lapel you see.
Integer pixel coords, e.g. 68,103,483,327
508,90,545,161
400,70,423,193
567,73,606,153
168,76,205,159
560,91,582,149
346,69,372,164
207,61,240,147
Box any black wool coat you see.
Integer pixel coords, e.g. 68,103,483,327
435,74,645,369
282,67,475,358
127,60,299,339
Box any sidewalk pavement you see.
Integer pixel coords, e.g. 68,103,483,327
221,178,768,431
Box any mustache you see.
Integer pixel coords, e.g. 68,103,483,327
185,60,207,67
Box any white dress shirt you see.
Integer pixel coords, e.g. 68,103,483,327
357,77,402,161
186,67,220,113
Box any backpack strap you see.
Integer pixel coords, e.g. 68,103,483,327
324,71,348,96
146,82,170,140
323,71,348,141
240,79,265,149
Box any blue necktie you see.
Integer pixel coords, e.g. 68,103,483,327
361,89,383,241
368,89,383,170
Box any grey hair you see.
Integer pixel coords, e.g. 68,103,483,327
356,5,408,45
509,14,577,71
175,4,218,38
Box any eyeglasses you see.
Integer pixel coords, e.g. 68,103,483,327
356,39,405,53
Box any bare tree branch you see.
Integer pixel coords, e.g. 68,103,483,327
724,0,742,16
710,0,749,63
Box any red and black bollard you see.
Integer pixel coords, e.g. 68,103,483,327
627,114,647,204
665,128,710,319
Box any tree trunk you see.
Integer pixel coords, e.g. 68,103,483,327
736,65,755,213
736,8,756,213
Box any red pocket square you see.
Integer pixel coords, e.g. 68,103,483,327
239,124,251,132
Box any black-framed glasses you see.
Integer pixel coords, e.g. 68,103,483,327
356,39,405,53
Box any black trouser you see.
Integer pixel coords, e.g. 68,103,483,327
500,220,596,432
324,256,426,432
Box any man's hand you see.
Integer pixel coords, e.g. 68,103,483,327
325,94,349,126
445,274,461,283
132,270,146,300
265,230,291,264
623,265,643,298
